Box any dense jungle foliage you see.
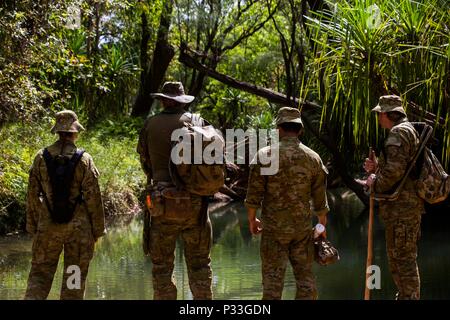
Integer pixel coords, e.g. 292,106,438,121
1,0,449,233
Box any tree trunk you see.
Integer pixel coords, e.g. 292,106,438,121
131,0,175,117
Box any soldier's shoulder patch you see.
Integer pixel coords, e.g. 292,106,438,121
385,133,402,147
85,154,100,177
91,166,100,179
32,149,45,169
79,152,93,164
78,152,98,176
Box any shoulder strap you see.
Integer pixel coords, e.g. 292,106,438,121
42,148,58,187
183,112,204,127
70,149,85,167
42,148,53,171
65,149,85,185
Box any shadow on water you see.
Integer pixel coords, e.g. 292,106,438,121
0,190,449,300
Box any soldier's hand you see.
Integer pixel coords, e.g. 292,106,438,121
364,158,378,173
249,218,263,235
366,173,376,187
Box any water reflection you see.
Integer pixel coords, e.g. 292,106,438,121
1,189,449,299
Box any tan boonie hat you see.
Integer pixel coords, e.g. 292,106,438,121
151,81,195,104
275,107,303,126
50,110,85,134
371,95,406,116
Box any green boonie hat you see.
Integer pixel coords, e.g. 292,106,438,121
151,81,195,104
50,110,85,134
275,107,303,126
371,95,406,116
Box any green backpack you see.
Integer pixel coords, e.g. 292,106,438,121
169,113,225,196
374,122,449,204
408,123,449,204
415,143,450,204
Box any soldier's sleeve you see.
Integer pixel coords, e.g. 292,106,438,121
25,153,42,234
311,158,330,217
137,123,152,180
82,155,106,239
244,153,266,209
374,129,411,193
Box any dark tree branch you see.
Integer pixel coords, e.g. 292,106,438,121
220,3,278,53
179,47,370,204
180,46,319,109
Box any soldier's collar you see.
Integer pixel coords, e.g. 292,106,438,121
53,140,77,149
161,106,186,114
280,136,300,142
392,117,409,127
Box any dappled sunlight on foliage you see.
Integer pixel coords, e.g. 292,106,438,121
0,119,145,234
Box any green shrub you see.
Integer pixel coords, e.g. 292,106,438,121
0,118,145,234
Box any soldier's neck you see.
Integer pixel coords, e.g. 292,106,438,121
389,117,408,130
57,139,76,146
279,132,299,139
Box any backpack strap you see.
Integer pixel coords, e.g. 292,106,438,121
69,149,85,169
41,148,55,212
42,148,54,175
183,112,204,127
68,149,85,201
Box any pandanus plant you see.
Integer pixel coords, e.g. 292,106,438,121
303,0,449,168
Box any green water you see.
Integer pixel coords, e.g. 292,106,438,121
1,190,449,300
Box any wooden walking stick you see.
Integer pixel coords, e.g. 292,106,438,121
364,148,376,300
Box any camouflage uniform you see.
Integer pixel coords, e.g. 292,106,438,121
372,95,424,300
137,82,212,300
25,111,105,300
245,107,329,300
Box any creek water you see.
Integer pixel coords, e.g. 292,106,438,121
1,190,449,300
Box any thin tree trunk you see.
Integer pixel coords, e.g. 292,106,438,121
132,0,175,117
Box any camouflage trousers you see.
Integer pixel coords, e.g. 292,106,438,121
260,231,316,300
24,226,95,300
149,215,213,300
380,207,422,300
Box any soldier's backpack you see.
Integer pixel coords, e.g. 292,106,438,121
412,124,450,204
374,122,450,204
399,123,449,204
42,148,85,223
169,113,225,196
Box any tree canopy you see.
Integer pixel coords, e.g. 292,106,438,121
1,0,449,199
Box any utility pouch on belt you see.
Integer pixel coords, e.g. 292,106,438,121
148,190,164,217
161,187,192,220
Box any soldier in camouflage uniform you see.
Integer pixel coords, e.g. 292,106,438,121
245,107,329,300
24,110,105,300
363,95,423,300
137,82,213,300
